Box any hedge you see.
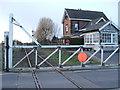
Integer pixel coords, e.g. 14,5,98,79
64,37,84,45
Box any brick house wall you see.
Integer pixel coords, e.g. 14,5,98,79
63,19,88,36
63,17,71,36
71,20,88,33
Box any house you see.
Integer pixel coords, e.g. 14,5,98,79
83,21,119,45
62,8,109,38
62,8,119,47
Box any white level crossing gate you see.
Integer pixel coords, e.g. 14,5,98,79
4,14,120,71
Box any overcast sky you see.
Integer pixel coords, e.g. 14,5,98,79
0,0,119,43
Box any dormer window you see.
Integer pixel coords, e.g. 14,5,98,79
75,23,79,31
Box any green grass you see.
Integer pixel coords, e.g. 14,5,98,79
37,48,81,65
12,48,100,67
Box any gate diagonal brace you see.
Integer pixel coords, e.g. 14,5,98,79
12,17,41,47
83,47,101,65
103,47,119,64
37,48,59,67
61,47,81,66
13,49,34,68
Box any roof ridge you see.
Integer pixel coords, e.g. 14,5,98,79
64,8,109,21
65,8,103,13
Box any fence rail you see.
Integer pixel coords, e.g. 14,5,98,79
12,45,119,49
10,44,120,70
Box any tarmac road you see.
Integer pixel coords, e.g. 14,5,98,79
2,68,119,89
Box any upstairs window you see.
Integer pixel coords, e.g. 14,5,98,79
75,23,79,31
66,24,68,32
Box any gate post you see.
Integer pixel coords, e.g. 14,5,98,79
9,14,13,69
101,46,104,66
58,46,62,68
81,47,85,67
34,47,38,68
4,32,9,71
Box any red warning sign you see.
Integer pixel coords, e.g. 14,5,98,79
78,52,87,62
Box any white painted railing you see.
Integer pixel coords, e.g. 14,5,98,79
11,45,119,69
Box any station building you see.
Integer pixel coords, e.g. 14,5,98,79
62,8,119,47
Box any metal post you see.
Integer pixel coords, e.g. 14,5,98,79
58,47,62,68
81,47,85,67
6,35,9,72
4,32,9,70
35,47,38,67
101,46,104,66
9,14,13,69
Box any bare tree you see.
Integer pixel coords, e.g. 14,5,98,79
35,17,55,42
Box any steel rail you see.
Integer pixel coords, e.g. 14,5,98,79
24,49,42,90
13,49,34,68
36,51,84,89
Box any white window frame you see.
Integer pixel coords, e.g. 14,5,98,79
66,24,68,32
111,33,118,44
93,33,99,43
84,32,99,45
75,23,79,31
101,32,118,44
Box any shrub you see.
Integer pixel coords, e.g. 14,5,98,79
64,37,84,45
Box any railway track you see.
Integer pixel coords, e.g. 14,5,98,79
24,48,42,90
21,48,84,89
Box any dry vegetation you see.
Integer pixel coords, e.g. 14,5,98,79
35,17,55,42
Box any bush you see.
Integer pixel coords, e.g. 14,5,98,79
64,37,84,45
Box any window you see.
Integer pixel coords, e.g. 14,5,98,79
85,35,89,43
112,33,118,43
101,33,118,44
75,23,79,31
93,33,99,43
84,33,99,44
87,35,89,43
90,34,92,43
66,24,68,32
101,33,111,43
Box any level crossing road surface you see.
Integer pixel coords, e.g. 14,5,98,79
2,67,120,89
